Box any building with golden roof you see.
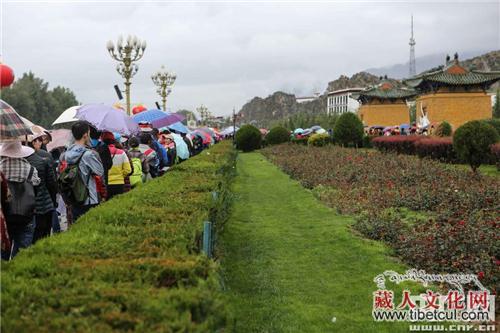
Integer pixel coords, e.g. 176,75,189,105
404,54,500,129
351,79,417,127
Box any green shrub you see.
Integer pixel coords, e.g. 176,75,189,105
333,112,364,147
434,121,452,137
1,142,236,332
482,118,500,136
362,135,373,148
453,120,499,172
266,126,290,145
235,124,262,152
307,133,330,147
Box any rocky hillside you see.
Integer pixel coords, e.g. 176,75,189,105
326,72,382,92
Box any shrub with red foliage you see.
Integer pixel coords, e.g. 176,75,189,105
372,136,422,155
414,137,456,163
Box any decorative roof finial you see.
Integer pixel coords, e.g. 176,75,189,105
454,53,459,62
446,54,450,63
384,75,388,80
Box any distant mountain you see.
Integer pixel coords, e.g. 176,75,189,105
365,50,498,79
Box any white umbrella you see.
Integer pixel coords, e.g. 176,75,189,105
52,106,80,126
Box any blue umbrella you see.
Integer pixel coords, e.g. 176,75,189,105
400,124,410,129
310,125,322,131
168,121,189,134
132,109,185,128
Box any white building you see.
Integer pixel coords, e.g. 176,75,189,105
327,88,363,115
296,92,320,104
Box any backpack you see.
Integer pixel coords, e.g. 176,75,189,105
6,167,36,217
58,152,90,205
129,156,143,187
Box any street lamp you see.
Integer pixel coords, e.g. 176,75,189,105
151,65,176,111
197,104,210,125
106,35,146,115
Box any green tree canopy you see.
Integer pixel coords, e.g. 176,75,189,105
1,72,78,128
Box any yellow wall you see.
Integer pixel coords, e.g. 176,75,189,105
416,92,492,129
358,103,410,127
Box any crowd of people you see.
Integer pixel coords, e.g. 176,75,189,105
0,120,214,260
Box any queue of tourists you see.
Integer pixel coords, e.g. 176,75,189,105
0,101,221,261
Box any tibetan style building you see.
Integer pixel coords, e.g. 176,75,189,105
404,54,500,129
352,79,417,127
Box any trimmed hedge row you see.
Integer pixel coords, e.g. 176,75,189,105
373,135,499,165
1,141,236,332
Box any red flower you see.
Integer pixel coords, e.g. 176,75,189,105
458,220,465,226
477,271,485,280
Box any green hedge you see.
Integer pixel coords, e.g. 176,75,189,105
1,141,236,332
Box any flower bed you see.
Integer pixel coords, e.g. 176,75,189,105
262,144,499,289
1,142,236,332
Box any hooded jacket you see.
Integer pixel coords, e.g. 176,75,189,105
62,144,104,205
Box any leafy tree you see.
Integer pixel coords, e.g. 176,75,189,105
434,121,452,137
235,124,262,152
1,72,78,128
453,120,499,173
333,112,364,147
266,126,290,145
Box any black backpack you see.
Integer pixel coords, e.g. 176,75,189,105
58,152,90,205
6,167,36,217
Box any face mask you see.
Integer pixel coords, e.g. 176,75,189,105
90,138,99,148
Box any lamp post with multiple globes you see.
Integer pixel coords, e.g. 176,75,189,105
106,35,146,115
151,66,176,111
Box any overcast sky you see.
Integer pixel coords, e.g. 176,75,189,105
2,0,499,116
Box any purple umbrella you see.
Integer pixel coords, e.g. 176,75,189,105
132,109,185,128
76,104,138,135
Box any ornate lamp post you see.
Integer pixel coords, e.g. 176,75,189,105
106,35,146,115
151,66,176,111
196,104,210,125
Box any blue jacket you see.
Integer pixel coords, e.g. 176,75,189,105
152,140,168,167
62,144,104,205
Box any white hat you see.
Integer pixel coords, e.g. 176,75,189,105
27,125,46,142
0,141,35,158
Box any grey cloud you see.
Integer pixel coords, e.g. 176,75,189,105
3,1,499,116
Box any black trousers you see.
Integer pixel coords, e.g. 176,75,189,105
33,212,53,244
107,184,124,200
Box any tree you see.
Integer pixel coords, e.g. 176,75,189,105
453,120,499,173
1,72,78,128
235,124,262,152
434,121,452,137
266,126,290,145
333,112,364,147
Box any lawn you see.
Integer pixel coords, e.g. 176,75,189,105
220,152,421,333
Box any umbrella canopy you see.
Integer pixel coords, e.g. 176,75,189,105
168,121,189,134
310,125,322,131
46,129,73,151
315,128,327,134
369,125,385,130
220,126,239,136
0,99,33,140
132,109,185,128
52,106,80,126
192,130,212,144
171,133,190,160
76,104,138,135
293,128,304,134
399,124,410,129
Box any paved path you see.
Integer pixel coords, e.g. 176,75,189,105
220,152,413,333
